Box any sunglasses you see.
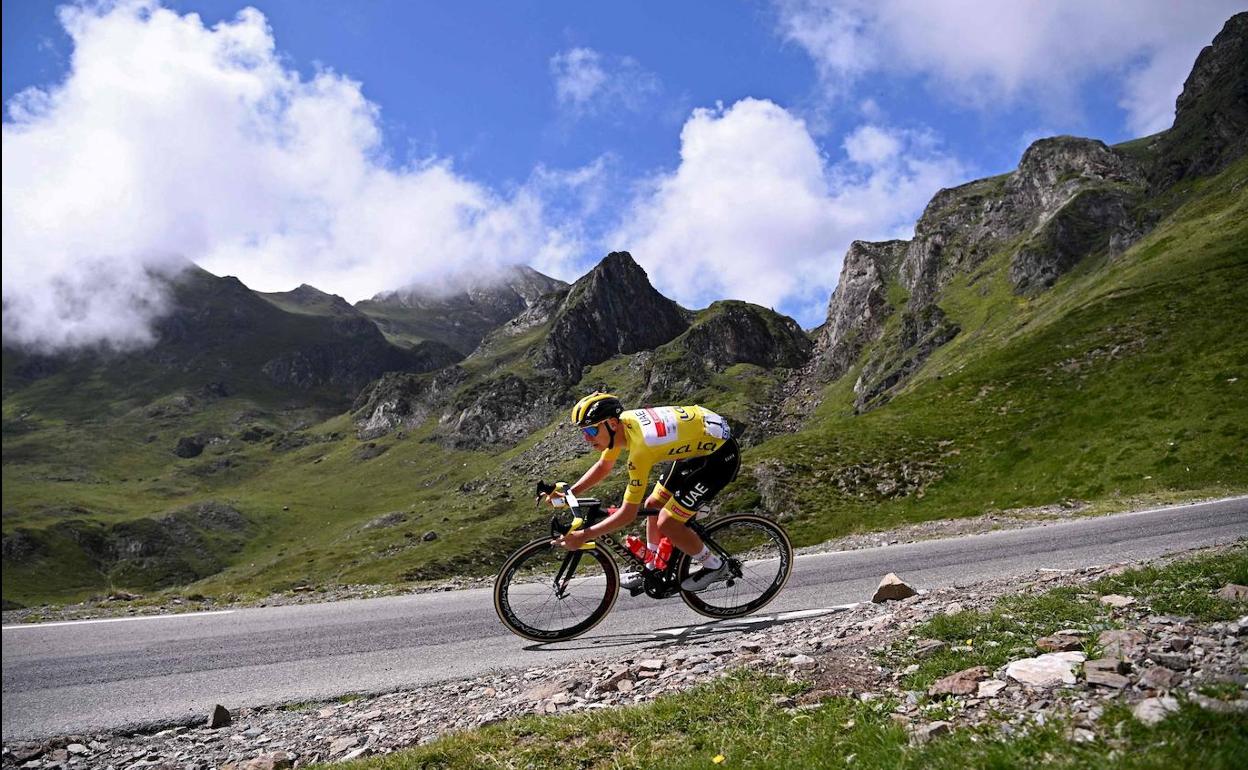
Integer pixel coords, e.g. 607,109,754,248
581,423,604,438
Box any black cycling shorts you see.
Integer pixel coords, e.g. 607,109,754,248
655,437,740,520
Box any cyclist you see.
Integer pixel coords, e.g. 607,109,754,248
548,392,740,592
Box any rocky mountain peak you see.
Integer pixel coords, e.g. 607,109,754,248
1153,12,1248,188
810,239,909,382
1010,137,1144,199
537,252,692,380
258,284,359,317
641,300,812,406
357,266,568,356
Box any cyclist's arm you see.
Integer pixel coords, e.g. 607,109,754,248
580,500,639,540
570,457,614,495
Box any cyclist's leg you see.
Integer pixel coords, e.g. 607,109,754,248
643,482,672,545
656,499,705,555
656,438,741,555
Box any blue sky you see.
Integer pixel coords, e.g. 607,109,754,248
3,1,1243,351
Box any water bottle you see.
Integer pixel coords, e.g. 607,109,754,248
653,537,673,570
624,535,647,560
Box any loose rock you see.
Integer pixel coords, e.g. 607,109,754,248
1132,696,1179,726
1099,594,1136,608
872,573,917,602
928,666,990,697
1006,652,1085,687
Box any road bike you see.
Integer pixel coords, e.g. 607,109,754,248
493,483,793,642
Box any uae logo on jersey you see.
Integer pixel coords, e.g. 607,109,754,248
633,407,681,446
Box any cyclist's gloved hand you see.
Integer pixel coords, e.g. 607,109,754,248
535,480,568,507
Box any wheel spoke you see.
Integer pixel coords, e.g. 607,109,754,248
682,515,792,618
495,541,618,640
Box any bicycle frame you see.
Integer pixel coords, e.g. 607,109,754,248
553,491,736,599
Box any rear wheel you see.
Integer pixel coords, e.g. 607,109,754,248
679,513,793,619
493,538,619,642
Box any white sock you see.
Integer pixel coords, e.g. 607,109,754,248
695,546,722,570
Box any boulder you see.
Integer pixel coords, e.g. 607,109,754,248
1138,666,1183,690
1148,652,1191,671
872,573,917,602
208,704,231,728
173,435,207,459
913,639,948,659
977,680,1008,698
1084,669,1129,688
1084,657,1130,675
909,721,952,745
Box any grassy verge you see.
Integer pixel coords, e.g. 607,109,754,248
338,681,1245,770
336,547,1247,769
888,547,1247,694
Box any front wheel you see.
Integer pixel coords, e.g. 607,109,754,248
493,538,619,642
679,513,793,619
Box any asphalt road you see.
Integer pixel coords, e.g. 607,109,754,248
3,496,1245,740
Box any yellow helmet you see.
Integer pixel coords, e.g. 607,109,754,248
570,392,624,427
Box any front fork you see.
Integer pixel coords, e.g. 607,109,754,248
553,551,583,598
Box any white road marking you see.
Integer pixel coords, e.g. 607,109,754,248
2,610,235,631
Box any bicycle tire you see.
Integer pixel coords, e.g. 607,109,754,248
679,513,793,619
493,537,620,642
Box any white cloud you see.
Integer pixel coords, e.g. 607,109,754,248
2,0,580,352
843,124,901,165
549,47,661,117
776,0,1243,135
610,99,965,326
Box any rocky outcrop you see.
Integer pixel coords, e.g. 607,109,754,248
1151,12,1248,190
435,371,567,450
810,240,908,382
467,287,570,363
806,136,1147,414
642,301,811,402
351,367,468,440
1009,186,1145,294
853,305,960,412
358,266,568,356
901,137,1147,307
536,252,691,381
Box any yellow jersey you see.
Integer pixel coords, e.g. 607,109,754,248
601,405,731,504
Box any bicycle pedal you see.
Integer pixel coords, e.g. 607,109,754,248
627,585,646,597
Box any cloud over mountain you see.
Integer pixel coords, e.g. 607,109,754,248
611,98,965,323
2,0,578,352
